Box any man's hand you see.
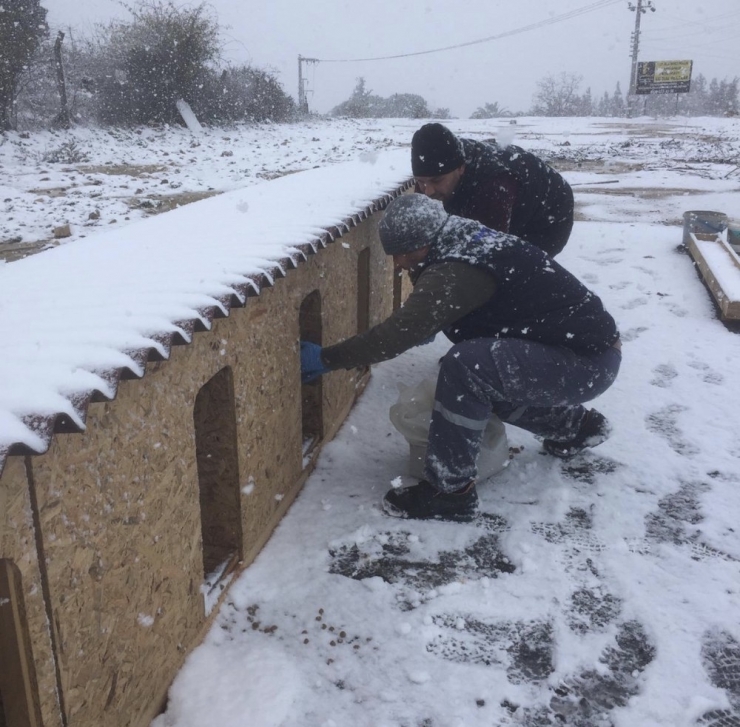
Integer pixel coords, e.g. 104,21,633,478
300,341,329,383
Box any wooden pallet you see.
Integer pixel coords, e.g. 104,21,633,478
688,232,740,320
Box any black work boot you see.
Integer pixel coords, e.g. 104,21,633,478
382,480,479,523
543,409,611,459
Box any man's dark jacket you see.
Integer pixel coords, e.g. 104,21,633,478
444,138,574,257
322,216,617,371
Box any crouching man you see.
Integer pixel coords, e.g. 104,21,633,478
300,194,621,523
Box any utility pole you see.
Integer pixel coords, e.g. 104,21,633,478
297,55,319,115
627,0,656,117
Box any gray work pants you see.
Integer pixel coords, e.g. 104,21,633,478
424,338,621,492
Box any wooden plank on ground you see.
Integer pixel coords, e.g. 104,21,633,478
687,232,740,320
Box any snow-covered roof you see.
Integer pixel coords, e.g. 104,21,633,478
0,148,412,475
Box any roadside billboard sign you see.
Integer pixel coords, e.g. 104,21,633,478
636,60,693,94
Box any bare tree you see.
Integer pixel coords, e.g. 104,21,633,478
532,73,583,117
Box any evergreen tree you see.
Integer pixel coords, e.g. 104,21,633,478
331,79,439,119
715,78,739,116
722,78,739,116
331,77,381,118
686,74,707,115
708,78,721,115
612,82,625,117
0,0,48,129
579,87,594,116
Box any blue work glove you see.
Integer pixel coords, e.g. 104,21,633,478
300,341,329,383
418,333,436,346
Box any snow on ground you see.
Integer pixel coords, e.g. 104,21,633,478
2,115,737,256
0,118,413,255
3,115,740,726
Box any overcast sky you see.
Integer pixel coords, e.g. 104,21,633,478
46,0,740,117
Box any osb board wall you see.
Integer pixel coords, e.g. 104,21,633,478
4,210,397,727
234,212,394,566
27,353,207,727
0,456,62,727
313,212,394,442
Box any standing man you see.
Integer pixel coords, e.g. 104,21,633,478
411,122,574,257
300,194,620,523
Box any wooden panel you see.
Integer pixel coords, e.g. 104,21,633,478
0,457,63,727
0,559,42,727
688,233,740,320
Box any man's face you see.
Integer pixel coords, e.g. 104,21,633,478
393,246,430,271
415,165,465,203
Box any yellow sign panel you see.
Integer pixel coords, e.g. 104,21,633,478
637,60,693,94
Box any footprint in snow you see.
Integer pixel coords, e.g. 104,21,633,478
621,325,649,342
511,620,656,727
567,586,623,634
650,362,679,388
639,479,738,563
687,359,725,385
645,404,700,457
531,506,606,554
696,629,740,726
609,280,632,291
328,523,514,602
427,614,555,685
560,453,622,485
621,296,649,310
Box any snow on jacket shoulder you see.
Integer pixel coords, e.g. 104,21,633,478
322,215,617,372
447,138,573,250
421,217,618,355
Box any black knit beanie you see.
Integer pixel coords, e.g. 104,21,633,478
378,194,449,255
411,123,465,177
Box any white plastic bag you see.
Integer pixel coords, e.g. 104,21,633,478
389,378,509,480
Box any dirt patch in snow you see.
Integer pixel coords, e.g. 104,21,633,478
577,185,706,198
0,238,57,262
78,163,169,177
129,189,221,215
549,159,647,174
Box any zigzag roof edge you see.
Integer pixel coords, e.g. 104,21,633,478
0,179,412,477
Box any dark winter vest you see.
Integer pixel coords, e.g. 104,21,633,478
422,217,618,355
446,138,572,237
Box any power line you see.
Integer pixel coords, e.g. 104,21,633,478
651,9,740,31
642,15,740,41
311,0,623,64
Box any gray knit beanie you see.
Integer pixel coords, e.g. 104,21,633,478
378,194,449,255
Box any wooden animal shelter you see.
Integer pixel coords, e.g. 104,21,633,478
0,182,411,727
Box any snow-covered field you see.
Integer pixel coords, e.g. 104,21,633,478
3,115,740,727
2,115,737,257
